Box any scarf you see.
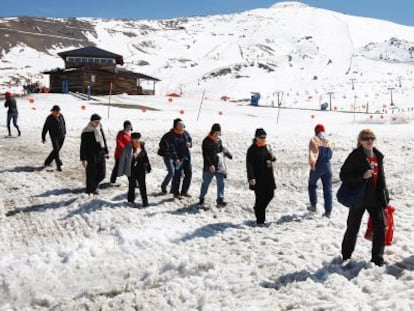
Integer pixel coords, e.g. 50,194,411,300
208,133,219,141
363,147,374,158
255,140,267,147
82,122,105,148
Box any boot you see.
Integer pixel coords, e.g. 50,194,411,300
17,127,21,136
7,126,11,137
217,198,227,207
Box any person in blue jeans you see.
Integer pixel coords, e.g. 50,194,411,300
198,123,233,207
307,124,333,217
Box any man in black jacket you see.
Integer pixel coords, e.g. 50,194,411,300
4,91,21,137
42,105,66,171
80,114,109,195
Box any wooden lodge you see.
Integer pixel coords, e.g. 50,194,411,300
44,46,160,95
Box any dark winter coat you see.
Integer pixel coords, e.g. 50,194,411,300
202,136,232,172
340,147,389,209
4,97,17,114
157,130,173,157
246,143,276,192
117,142,151,177
167,130,192,161
42,114,66,140
80,128,109,161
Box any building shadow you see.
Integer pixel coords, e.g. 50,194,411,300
260,257,368,290
177,222,239,243
6,198,78,217
385,255,414,279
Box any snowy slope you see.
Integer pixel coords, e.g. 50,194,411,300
1,1,414,102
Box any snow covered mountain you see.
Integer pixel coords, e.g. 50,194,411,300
1,1,414,100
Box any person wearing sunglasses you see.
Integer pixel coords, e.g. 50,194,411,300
340,129,390,266
246,128,276,226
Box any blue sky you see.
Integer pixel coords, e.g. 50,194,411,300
1,0,412,26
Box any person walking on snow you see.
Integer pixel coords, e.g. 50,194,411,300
340,129,389,266
117,132,151,207
158,128,174,194
110,120,133,184
307,124,333,217
42,105,66,171
80,114,109,195
246,128,276,226
167,118,193,200
4,91,21,137
198,123,233,207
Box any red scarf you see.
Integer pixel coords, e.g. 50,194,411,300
132,141,141,150
255,140,266,147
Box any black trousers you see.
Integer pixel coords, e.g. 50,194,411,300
110,158,119,183
171,160,192,196
128,174,148,206
341,205,385,264
253,189,274,224
44,137,64,167
85,155,106,194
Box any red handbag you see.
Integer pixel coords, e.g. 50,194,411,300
364,205,395,246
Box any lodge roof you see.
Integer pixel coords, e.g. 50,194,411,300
58,46,124,65
43,67,160,81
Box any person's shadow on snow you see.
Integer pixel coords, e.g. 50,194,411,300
176,222,239,243
385,255,414,279
260,257,368,290
0,166,44,174
6,198,78,217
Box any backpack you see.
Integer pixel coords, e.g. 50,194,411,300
157,132,170,157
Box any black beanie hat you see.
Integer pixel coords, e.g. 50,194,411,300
173,118,183,128
123,120,132,130
131,132,141,140
90,113,101,121
255,128,267,138
210,123,221,133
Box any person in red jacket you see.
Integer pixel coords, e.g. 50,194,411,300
110,120,133,184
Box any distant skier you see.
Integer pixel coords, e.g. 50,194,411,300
4,91,21,137
42,105,66,171
307,124,333,217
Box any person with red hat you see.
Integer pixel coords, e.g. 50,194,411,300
4,91,21,137
307,124,333,217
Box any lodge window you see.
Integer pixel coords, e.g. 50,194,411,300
91,75,96,83
66,57,116,64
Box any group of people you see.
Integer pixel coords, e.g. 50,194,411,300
4,91,391,266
